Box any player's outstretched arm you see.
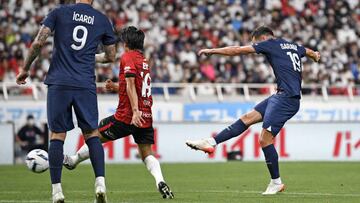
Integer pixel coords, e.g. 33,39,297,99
198,45,256,56
95,44,116,63
305,48,321,62
16,25,51,85
125,77,145,127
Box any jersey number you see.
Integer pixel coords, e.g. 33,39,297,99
140,72,152,98
71,25,88,50
287,52,301,72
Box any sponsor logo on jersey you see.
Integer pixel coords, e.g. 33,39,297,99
142,112,152,118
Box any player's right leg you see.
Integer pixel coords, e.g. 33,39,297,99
259,129,285,195
186,109,263,153
49,132,66,203
260,95,299,195
47,85,76,203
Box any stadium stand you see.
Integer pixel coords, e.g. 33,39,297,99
0,0,359,96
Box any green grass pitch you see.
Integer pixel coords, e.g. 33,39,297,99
0,162,359,202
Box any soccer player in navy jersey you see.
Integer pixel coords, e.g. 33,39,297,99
16,0,117,202
186,26,320,195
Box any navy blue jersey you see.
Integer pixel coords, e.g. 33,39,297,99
253,38,306,97
42,3,117,89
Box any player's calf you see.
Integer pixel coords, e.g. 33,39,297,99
260,128,283,195
140,145,174,199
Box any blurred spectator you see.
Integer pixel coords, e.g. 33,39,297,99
16,114,46,153
0,0,358,95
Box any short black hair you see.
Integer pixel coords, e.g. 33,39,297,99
119,26,145,50
251,26,274,40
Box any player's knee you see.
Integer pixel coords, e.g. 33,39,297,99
258,138,269,147
82,129,99,140
138,144,152,160
240,111,262,126
50,132,66,141
259,130,274,147
239,114,250,126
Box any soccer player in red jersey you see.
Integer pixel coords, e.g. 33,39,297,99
63,26,174,199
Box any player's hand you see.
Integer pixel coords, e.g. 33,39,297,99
105,79,115,91
198,49,213,56
131,110,145,127
314,51,321,62
16,70,30,85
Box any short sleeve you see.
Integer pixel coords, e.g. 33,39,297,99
42,8,59,31
123,55,137,77
102,18,117,45
17,128,26,140
252,40,272,55
297,44,306,58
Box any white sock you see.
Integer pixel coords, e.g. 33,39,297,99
95,176,105,187
144,155,165,187
52,183,62,195
271,177,282,185
73,144,89,164
206,137,217,146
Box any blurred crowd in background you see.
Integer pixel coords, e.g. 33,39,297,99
0,0,359,95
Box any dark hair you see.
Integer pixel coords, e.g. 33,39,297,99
119,26,145,50
251,26,274,40
60,0,75,4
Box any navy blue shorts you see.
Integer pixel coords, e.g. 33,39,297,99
47,85,98,133
254,94,300,136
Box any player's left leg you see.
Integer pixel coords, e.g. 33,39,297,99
134,128,174,199
186,97,269,153
72,88,107,203
82,130,107,203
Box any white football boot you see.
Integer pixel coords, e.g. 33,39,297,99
262,182,285,195
94,177,107,203
186,138,216,154
63,155,77,170
52,192,65,203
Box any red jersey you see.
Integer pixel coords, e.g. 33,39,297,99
114,50,153,128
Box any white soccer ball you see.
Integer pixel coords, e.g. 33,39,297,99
26,149,49,173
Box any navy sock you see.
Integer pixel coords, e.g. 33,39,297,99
48,139,64,184
86,136,105,177
214,119,248,144
262,144,280,179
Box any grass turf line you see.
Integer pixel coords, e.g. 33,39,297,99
0,162,359,203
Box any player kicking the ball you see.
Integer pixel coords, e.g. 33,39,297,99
186,26,320,195
16,0,117,202
63,26,174,199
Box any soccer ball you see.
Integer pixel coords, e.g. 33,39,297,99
25,149,49,173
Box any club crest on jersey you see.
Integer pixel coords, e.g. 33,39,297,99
72,12,94,25
124,66,131,72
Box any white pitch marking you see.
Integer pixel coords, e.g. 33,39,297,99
1,189,359,202
68,189,360,197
